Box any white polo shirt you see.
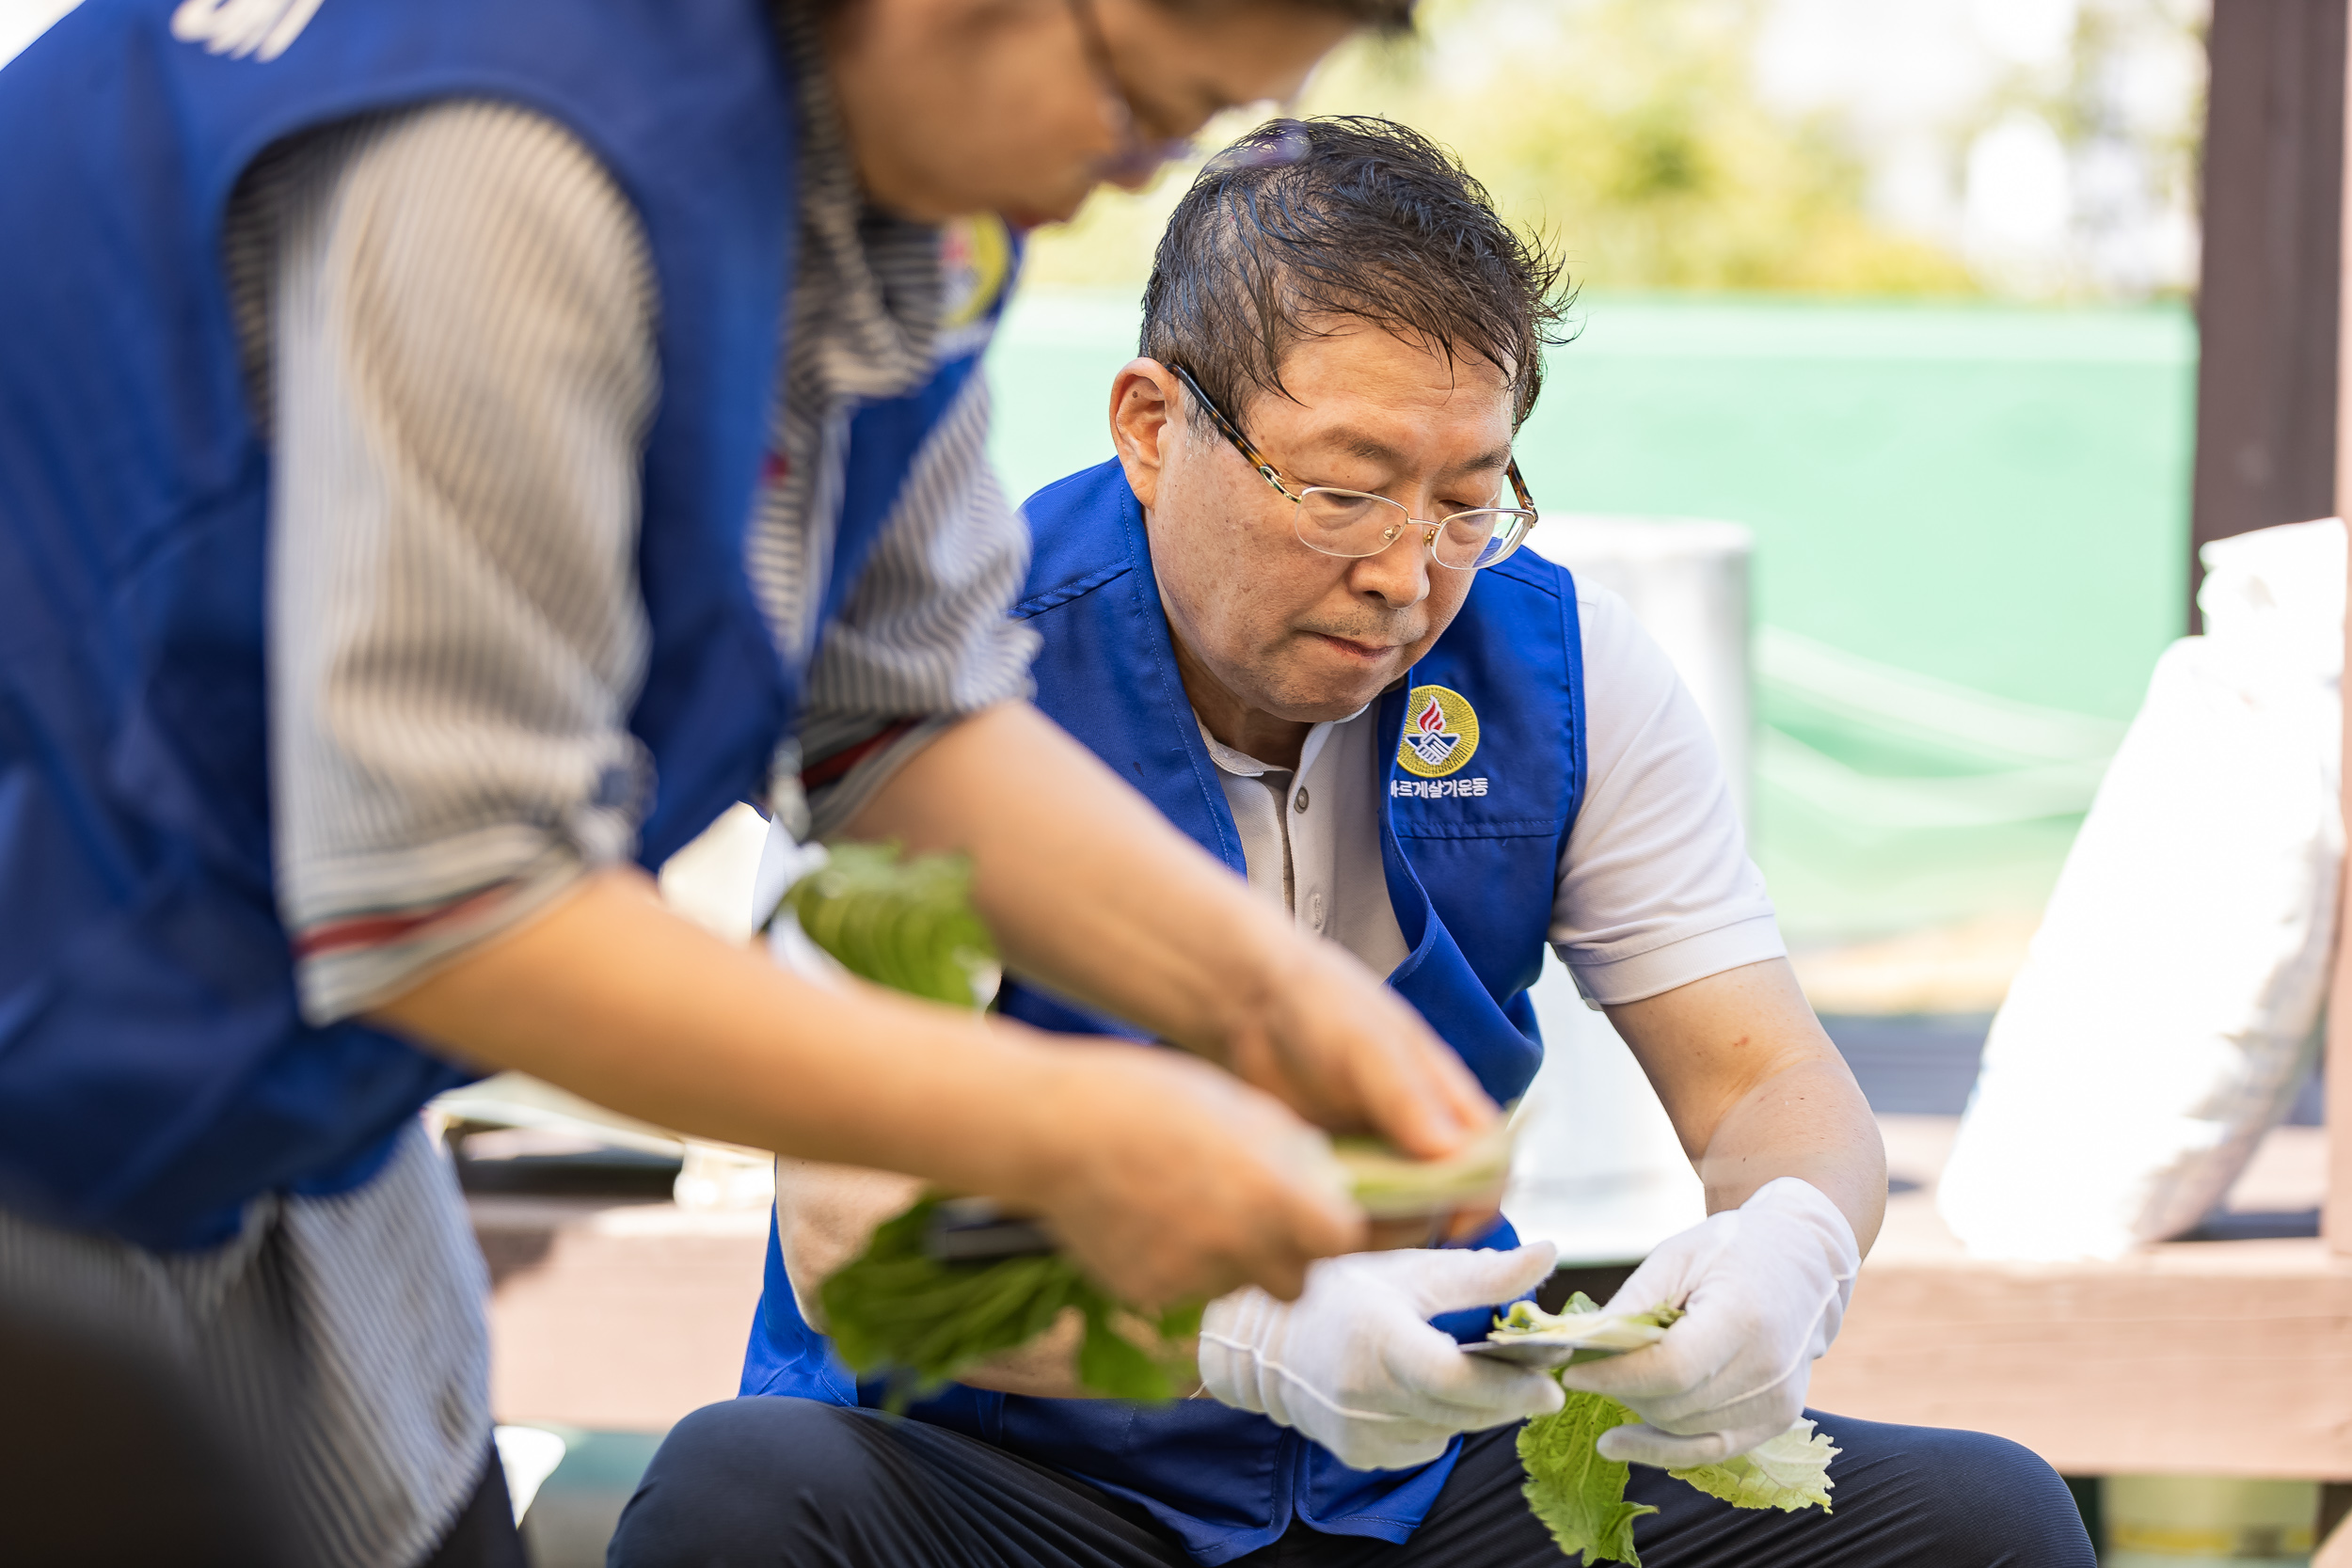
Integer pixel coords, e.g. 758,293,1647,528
1198,578,1783,1007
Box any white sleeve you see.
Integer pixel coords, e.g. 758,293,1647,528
1551,582,1785,1006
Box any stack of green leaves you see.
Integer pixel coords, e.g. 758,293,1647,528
1504,1293,1839,1566
782,842,1000,1008
785,844,1194,1403
818,1194,1204,1407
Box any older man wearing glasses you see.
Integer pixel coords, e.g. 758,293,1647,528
611,118,2094,1568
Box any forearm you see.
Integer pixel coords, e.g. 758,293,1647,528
844,702,1493,1157
1607,958,1884,1255
1692,1058,1883,1254
371,867,1085,1201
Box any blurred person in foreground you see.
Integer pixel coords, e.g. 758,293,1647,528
0,5,1500,1564
0,1291,293,1567
609,119,2096,1568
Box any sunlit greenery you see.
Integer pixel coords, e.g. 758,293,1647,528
1025,0,1977,294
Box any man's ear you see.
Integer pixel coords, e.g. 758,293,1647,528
1108,358,1179,512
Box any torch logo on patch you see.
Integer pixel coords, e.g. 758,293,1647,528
1396,685,1481,778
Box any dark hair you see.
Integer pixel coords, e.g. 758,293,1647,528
1139,116,1570,433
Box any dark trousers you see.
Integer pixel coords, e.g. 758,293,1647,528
608,1396,2094,1568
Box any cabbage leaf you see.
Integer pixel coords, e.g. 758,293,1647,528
1498,1292,1836,1562
783,842,999,1008
1519,1388,1657,1566
1668,1418,1838,1513
819,1193,1200,1406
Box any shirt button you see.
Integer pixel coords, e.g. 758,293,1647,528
1294,787,1311,813
1309,892,1326,928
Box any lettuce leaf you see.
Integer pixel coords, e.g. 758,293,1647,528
1490,1294,1684,1366
1508,1291,1836,1563
821,1194,1199,1405
1518,1389,1658,1567
784,843,999,1008
1668,1418,1839,1513
1333,1117,1518,1219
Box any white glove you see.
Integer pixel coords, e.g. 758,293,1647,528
1554,1177,1858,1469
1198,1243,1565,1472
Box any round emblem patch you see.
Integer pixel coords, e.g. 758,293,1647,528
940,214,1013,331
1397,685,1481,778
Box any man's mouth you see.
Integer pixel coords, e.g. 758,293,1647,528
1310,632,1406,663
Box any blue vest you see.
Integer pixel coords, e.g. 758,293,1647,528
0,0,981,1247
742,459,1588,1564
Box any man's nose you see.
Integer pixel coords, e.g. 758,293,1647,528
1346,527,1434,607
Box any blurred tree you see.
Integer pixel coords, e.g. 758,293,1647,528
1025,0,1978,294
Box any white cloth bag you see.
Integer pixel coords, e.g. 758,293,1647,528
1937,518,2344,1259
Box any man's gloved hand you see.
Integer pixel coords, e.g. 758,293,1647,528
1554,1177,1859,1469
1198,1243,1565,1472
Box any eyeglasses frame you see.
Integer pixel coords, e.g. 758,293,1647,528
1166,361,1539,571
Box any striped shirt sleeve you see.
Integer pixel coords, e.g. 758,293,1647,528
798,367,1041,837
253,101,660,1023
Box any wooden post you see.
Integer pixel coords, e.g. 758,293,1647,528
2301,6,2352,1540
2327,0,2352,1264
2189,0,2347,629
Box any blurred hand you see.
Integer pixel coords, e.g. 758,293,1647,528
1007,1040,1366,1307
1220,935,1500,1161
1199,1243,1565,1470
1553,1177,1859,1467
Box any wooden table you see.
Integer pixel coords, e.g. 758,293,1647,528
1810,1117,2352,1479
473,1115,2352,1476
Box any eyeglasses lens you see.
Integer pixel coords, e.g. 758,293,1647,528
1295,488,1397,550
1437,513,1504,568
1294,489,1530,569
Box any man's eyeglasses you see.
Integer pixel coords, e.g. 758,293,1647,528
1168,364,1540,572
1064,0,1194,185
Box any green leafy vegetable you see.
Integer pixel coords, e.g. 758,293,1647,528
787,847,1204,1402
1507,1293,1595,1323
787,846,1194,1402
1332,1117,1518,1218
783,843,999,1008
1520,1387,1656,1566
1492,1293,1683,1367
1668,1420,1838,1513
818,1193,1198,1407
1501,1293,1836,1563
